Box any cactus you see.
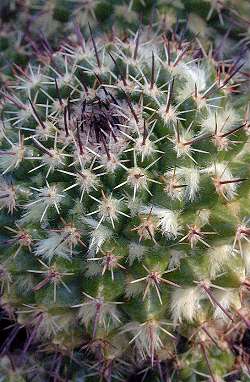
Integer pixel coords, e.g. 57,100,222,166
0,1,250,381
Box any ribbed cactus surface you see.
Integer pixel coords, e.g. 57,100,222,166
0,1,250,381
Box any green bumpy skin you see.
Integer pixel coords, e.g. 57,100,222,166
0,15,250,382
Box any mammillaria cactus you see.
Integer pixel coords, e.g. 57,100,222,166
0,1,250,381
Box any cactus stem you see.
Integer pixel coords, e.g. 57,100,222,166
0,10,249,378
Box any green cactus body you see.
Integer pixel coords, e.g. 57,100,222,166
0,2,250,381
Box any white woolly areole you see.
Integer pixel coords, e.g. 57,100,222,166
213,289,240,322
77,169,99,194
165,167,200,201
168,250,187,270
171,287,203,323
36,312,63,339
242,243,250,276
128,242,147,265
125,279,145,298
158,104,179,125
78,298,121,329
41,149,65,171
35,226,80,261
205,162,238,200
0,179,16,214
100,149,126,174
177,65,207,101
83,217,113,257
140,206,181,238
134,137,155,159
121,320,168,361
207,244,233,279
179,167,200,201
168,62,189,77
15,65,43,90
35,120,56,142
201,107,239,134
0,144,25,174
99,195,121,222
195,209,211,227
127,167,148,190
85,261,102,277
20,185,64,223
173,130,194,158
